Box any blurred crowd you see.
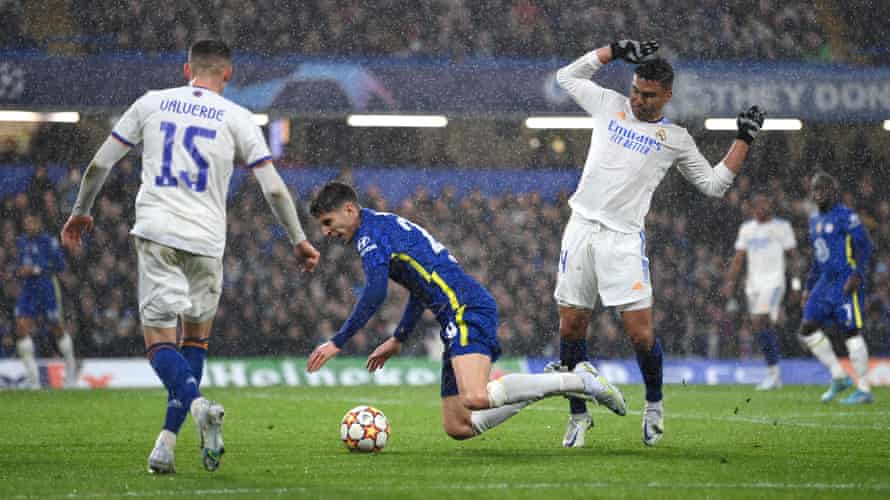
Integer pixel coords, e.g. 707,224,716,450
3,0,839,62
1,159,888,362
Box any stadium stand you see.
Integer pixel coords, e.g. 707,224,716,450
2,1,843,63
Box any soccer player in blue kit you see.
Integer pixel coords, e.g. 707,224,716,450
15,213,77,389
306,182,626,440
799,171,874,404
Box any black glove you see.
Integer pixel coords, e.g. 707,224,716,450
609,40,659,63
736,105,766,144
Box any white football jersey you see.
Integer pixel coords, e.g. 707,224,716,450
557,51,735,233
112,85,271,257
734,217,796,290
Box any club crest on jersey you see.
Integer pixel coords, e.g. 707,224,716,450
656,129,667,142
357,236,377,257
825,223,834,234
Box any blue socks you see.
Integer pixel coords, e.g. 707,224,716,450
560,338,589,415
757,329,780,366
182,338,209,386
635,338,663,402
148,343,200,434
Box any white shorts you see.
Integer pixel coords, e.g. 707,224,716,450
745,284,785,322
554,214,652,310
135,237,223,328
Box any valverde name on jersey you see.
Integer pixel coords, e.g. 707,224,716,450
159,97,226,122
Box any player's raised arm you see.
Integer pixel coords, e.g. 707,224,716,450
252,163,319,272
61,134,133,249
557,40,658,115
675,106,766,198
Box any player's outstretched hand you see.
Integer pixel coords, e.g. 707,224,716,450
366,337,402,372
736,105,766,144
61,215,94,250
610,40,659,63
307,341,340,372
295,240,320,273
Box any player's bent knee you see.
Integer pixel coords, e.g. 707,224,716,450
459,391,490,411
443,421,475,440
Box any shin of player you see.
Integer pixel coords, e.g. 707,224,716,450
798,172,873,404
306,182,625,442
554,39,765,447
61,40,319,473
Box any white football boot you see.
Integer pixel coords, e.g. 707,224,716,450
148,432,176,474
191,398,225,471
755,371,782,391
642,400,664,446
544,362,595,448
562,413,593,448
573,361,627,416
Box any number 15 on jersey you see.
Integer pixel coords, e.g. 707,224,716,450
155,121,216,193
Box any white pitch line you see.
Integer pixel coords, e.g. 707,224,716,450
12,481,890,499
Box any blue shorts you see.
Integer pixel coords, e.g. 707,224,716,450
15,277,63,323
803,284,865,333
440,306,501,398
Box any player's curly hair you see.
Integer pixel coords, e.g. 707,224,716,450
635,58,674,89
310,181,360,217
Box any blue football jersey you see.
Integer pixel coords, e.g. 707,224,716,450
16,233,65,289
15,232,65,321
806,204,872,287
803,203,873,330
331,208,496,348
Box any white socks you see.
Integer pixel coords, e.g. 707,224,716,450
470,401,531,435
474,373,587,436
767,365,781,378
57,333,77,384
803,330,846,379
845,335,871,392
486,373,585,408
16,337,39,388
156,429,177,450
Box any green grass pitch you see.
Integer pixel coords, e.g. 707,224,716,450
1,384,888,499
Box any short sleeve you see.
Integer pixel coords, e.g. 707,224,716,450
234,112,272,168
111,95,147,147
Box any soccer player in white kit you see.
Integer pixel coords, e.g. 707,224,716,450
552,39,765,447
60,40,320,473
723,193,797,391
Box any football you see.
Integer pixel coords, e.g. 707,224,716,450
340,405,390,453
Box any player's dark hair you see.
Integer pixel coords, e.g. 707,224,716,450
310,181,360,217
634,59,674,89
188,40,232,74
